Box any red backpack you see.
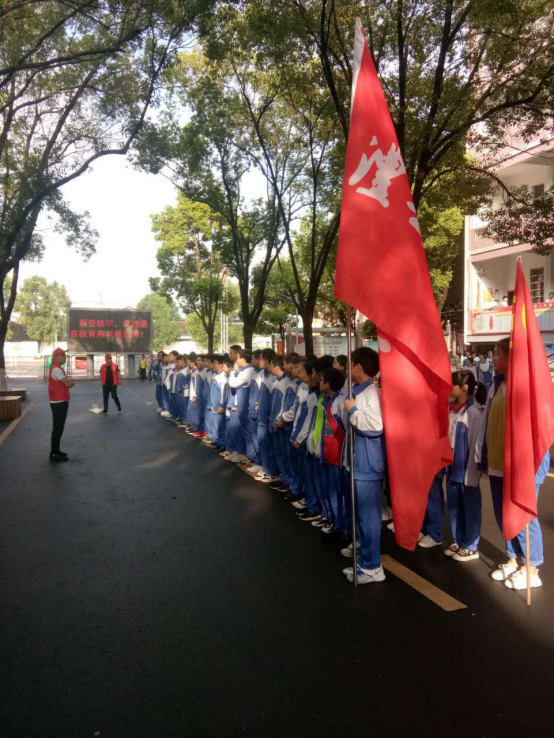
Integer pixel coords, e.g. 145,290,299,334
323,402,346,466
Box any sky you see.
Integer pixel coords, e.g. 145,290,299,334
20,156,178,310
20,152,267,315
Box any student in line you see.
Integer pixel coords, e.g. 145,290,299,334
246,350,263,475
443,370,484,562
342,347,387,586
319,367,348,538
292,359,323,522
154,351,164,410
305,356,334,525
210,354,228,451
476,338,549,590
254,348,280,483
269,355,290,493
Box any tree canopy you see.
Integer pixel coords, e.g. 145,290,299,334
15,275,71,351
136,292,182,349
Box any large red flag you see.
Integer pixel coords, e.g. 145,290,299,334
335,19,453,550
503,258,554,540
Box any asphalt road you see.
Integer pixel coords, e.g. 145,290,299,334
1,379,553,738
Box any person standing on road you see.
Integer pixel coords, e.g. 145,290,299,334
48,348,75,463
99,353,122,414
139,355,147,381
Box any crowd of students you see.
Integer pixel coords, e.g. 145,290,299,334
150,340,547,590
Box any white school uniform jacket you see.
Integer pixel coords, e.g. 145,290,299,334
343,381,385,480
164,365,175,391
189,368,198,400
281,377,302,424
448,398,483,487
293,387,319,447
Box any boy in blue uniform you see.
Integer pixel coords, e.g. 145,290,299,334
154,351,164,411
228,349,256,467
277,353,302,498
254,349,280,483
291,359,318,516
246,350,263,474
269,355,290,493
320,367,349,537
210,355,228,450
342,347,386,586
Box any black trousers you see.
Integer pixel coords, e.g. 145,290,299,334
103,384,121,411
50,401,69,453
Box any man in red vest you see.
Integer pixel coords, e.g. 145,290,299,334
99,353,122,414
48,347,75,462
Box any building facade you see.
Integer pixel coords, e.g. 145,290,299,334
464,134,554,358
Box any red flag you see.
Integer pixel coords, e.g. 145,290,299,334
503,258,554,540
335,19,452,550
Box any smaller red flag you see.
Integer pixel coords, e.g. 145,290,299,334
503,258,554,540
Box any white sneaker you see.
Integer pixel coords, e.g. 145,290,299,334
382,505,393,521
344,566,386,585
247,464,262,473
387,521,395,532
340,541,360,558
161,411,171,417
444,543,460,557
255,473,279,483
418,534,442,548
292,498,306,509
491,563,518,581
504,568,542,590
235,455,250,465
226,453,241,462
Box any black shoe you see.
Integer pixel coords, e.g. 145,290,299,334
49,453,68,463
57,451,68,459
277,485,290,494
281,492,297,502
117,405,122,412
269,481,284,490
99,410,108,415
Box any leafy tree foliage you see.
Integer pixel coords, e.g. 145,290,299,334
15,275,71,351
0,0,215,388
136,292,182,350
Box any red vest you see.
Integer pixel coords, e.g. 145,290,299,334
48,361,70,402
100,362,120,386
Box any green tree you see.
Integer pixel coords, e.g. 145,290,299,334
253,261,296,341
136,293,182,350
150,195,226,354
15,276,71,352
0,0,215,389
134,49,288,349
224,0,554,323
185,308,243,351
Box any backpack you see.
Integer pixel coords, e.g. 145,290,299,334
323,402,346,466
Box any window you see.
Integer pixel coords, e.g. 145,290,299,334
530,267,544,303
532,184,545,200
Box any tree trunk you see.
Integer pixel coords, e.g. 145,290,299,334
301,306,315,356
37,340,42,354
0,324,7,392
437,283,450,318
242,324,254,351
207,328,214,354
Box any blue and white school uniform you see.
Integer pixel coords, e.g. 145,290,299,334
280,376,302,495
323,391,349,534
345,380,386,573
167,366,180,420
269,374,290,483
248,368,263,465
161,364,171,413
445,397,483,551
155,361,163,408
476,375,548,566
293,387,321,515
187,368,201,430
211,371,228,447
307,391,330,517
290,381,309,498
226,372,245,454
229,365,256,461
175,368,188,422
257,371,278,476
478,357,493,390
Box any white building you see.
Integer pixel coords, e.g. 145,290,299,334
464,133,554,356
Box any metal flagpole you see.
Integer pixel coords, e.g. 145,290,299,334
525,524,531,606
347,304,358,587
